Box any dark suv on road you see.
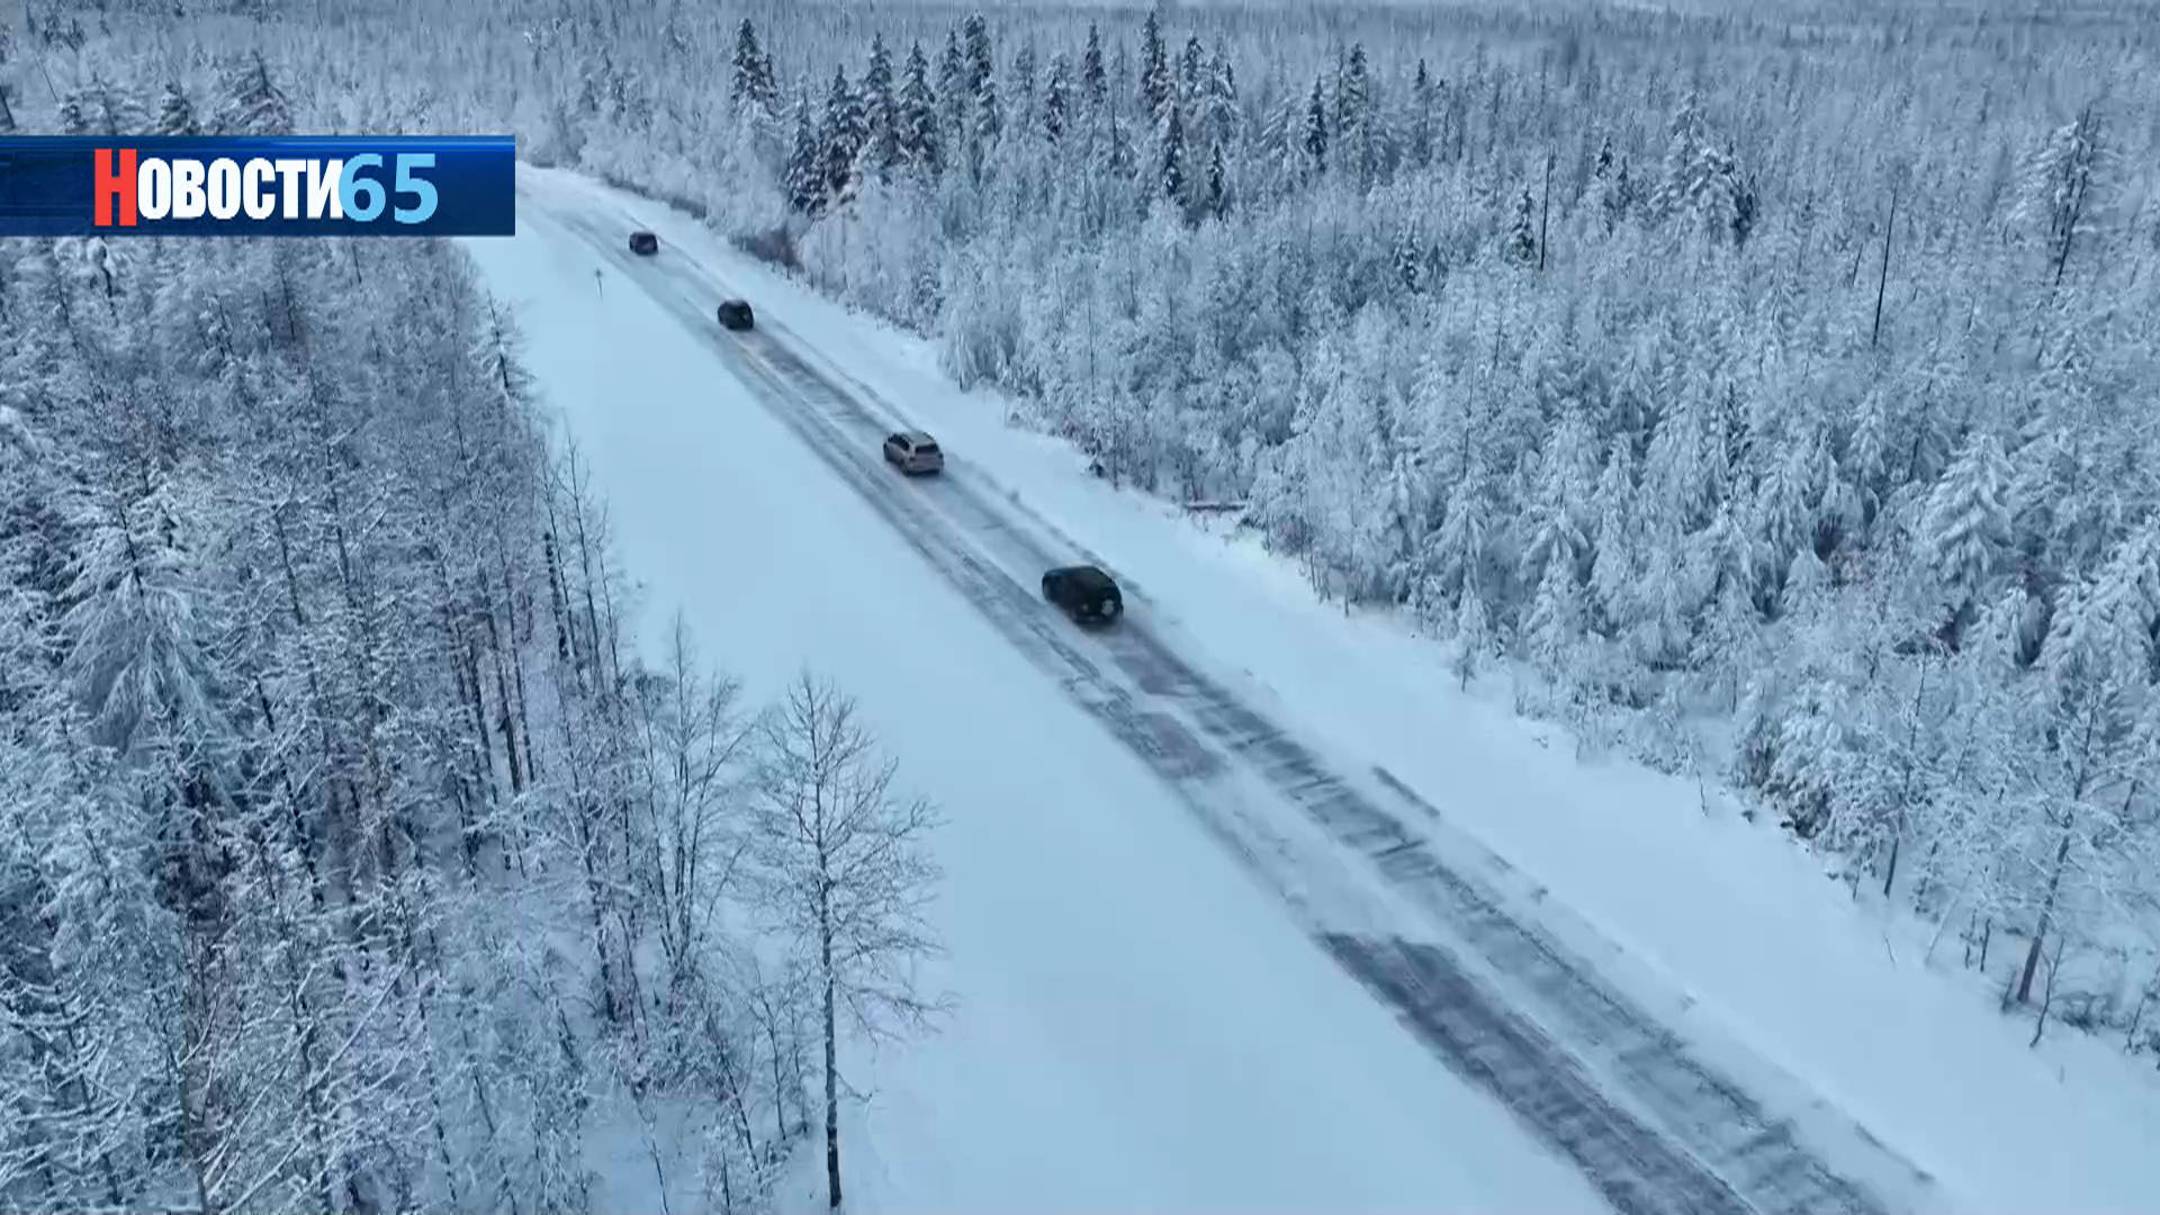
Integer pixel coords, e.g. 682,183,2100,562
1042,565,1122,624
628,231,659,256
717,299,755,330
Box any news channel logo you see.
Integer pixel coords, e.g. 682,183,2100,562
0,135,517,236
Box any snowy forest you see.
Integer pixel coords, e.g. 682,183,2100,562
236,0,2160,1054
0,17,946,1215
3,0,2160,1205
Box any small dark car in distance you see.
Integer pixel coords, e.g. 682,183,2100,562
1042,565,1122,624
883,431,945,475
717,299,755,331
628,230,659,255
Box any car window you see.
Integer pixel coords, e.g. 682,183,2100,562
917,443,940,455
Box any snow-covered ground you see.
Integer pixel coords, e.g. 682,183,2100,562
468,168,2160,1214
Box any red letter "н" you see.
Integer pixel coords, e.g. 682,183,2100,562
94,148,139,227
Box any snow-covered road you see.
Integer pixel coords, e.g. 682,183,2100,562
550,187,1923,1213
466,169,2160,1215
469,186,1602,1215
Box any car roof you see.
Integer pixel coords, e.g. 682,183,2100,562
905,430,938,444
1054,564,1115,589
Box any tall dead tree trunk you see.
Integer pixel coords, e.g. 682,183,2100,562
1536,152,1553,272
2016,828,2072,1004
1871,180,1897,348
822,911,841,1210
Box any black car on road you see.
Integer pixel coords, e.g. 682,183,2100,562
717,299,755,330
628,231,659,256
1042,565,1122,624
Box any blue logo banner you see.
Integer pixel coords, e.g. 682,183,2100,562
0,135,517,237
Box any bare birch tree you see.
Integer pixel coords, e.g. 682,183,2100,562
750,675,944,1211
